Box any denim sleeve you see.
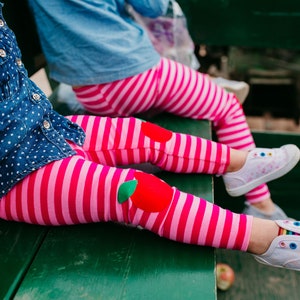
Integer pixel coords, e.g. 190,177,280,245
127,0,169,17
0,116,27,161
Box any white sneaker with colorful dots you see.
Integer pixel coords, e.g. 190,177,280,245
254,220,300,271
223,144,300,197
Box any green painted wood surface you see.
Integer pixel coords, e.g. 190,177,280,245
178,0,300,49
14,223,215,300
13,117,216,300
0,221,48,300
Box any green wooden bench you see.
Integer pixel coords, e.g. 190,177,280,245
178,0,300,49
2,1,300,299
1,1,215,299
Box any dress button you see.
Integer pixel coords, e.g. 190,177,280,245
43,120,51,129
0,19,4,27
32,93,41,101
0,49,6,57
16,58,23,66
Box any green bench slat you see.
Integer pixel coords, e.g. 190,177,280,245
14,223,215,300
0,221,48,300
178,0,300,49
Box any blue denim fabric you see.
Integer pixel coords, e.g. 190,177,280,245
28,0,168,86
0,3,85,198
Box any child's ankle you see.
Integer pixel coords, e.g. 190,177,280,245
247,219,278,255
226,149,248,173
250,198,275,214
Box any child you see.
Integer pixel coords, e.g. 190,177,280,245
28,0,289,219
1,3,300,272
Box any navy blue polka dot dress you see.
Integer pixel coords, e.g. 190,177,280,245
0,5,85,198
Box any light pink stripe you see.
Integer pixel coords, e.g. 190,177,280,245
211,207,227,247
174,134,186,172
74,162,90,223
158,59,176,101
82,116,97,149
207,144,218,174
167,192,186,240
131,207,146,226
110,78,138,110
175,75,199,115
115,170,131,222
240,215,253,251
103,168,115,221
183,197,200,243
34,166,47,225
8,187,17,221
90,166,102,222
226,213,241,249
144,211,163,231
60,158,78,224
197,201,213,245
20,177,30,222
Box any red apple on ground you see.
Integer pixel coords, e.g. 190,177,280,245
216,263,235,291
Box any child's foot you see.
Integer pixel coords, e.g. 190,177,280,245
254,220,300,271
223,144,300,197
243,202,289,220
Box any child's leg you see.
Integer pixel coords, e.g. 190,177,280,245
0,155,252,251
67,115,230,175
65,116,299,203
72,59,269,203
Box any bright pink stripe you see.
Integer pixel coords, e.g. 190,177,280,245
160,190,180,239
54,159,70,224
170,65,194,112
88,116,101,151
82,163,98,223
26,170,39,224
181,135,192,173
233,214,247,250
149,198,171,234
97,166,110,221
202,140,212,173
124,118,135,149
159,59,178,99
165,133,180,171
15,182,24,222
112,117,123,150
175,193,193,242
108,168,122,222
40,162,55,225
167,192,187,240
204,205,220,246
4,188,14,221
190,197,207,244
67,159,84,224
212,208,230,248
218,210,233,248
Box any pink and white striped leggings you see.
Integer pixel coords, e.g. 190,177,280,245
0,116,252,251
73,57,270,203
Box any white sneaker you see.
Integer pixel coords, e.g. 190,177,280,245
254,220,300,271
223,144,300,197
212,77,250,104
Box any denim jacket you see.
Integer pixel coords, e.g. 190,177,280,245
0,3,86,198
28,0,168,86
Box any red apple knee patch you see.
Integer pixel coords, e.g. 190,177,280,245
118,171,173,212
141,121,172,143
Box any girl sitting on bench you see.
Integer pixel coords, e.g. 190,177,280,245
1,3,300,271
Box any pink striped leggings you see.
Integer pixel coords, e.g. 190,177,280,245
73,57,270,203
0,116,252,251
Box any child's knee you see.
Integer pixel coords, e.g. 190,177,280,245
118,171,174,212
